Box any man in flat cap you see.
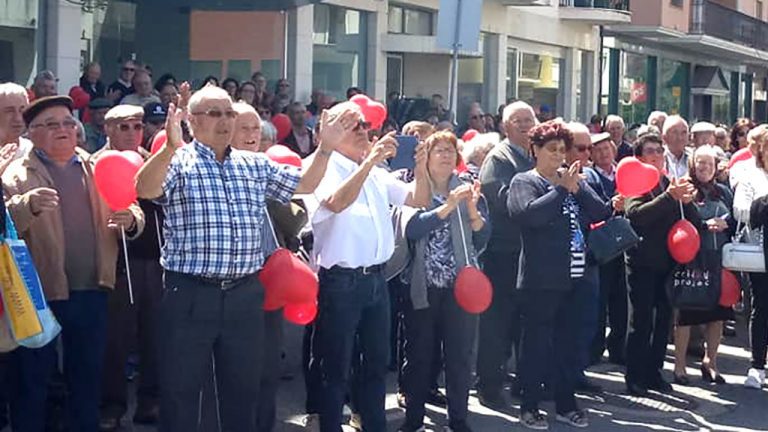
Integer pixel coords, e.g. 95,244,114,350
91,103,160,430
2,95,145,432
691,121,716,149
83,97,112,153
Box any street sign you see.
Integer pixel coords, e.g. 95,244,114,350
436,0,483,51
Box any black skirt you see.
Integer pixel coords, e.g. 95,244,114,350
677,306,734,326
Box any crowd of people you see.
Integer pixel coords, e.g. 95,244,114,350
0,58,766,432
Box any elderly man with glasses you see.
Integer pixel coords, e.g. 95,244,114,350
3,96,144,432
135,84,354,432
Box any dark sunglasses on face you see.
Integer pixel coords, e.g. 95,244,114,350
353,120,371,131
192,108,238,119
118,123,144,132
575,145,591,153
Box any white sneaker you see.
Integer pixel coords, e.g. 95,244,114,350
303,414,320,431
744,368,765,389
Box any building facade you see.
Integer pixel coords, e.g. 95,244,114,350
2,0,632,124
603,0,768,125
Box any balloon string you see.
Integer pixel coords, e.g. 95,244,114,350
679,200,684,221
456,204,471,266
121,226,134,305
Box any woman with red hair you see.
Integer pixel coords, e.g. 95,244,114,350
507,120,609,430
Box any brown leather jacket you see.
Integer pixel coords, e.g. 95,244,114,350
2,147,145,301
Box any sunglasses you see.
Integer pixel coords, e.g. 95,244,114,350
575,145,591,153
122,67,136,72
118,123,144,132
737,131,747,137
30,118,78,131
469,115,482,121
354,120,371,131
191,108,238,119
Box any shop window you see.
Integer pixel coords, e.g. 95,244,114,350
618,51,648,125
658,58,688,116
388,4,433,35
670,0,683,7
518,52,564,119
506,46,518,102
313,5,368,100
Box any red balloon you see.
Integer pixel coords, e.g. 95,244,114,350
263,285,285,311
462,129,479,142
265,145,302,168
258,248,318,305
667,219,700,264
615,157,660,197
93,150,144,211
283,302,318,325
150,130,168,155
350,94,387,130
271,114,292,143
728,147,753,169
454,266,493,314
68,86,90,110
720,269,741,307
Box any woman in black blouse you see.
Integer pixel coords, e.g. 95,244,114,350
507,120,609,430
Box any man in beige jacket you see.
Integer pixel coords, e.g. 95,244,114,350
2,95,144,432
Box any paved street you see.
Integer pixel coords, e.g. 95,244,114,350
111,314,768,432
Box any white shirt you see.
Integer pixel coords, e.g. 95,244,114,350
311,152,410,269
13,137,32,160
595,164,615,181
729,156,755,189
734,162,768,225
664,147,691,179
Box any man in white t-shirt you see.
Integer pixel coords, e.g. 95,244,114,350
311,101,430,432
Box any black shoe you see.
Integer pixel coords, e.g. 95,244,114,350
397,421,425,432
447,420,473,432
673,374,690,385
608,354,626,366
427,389,447,407
647,378,673,393
700,365,726,385
626,382,648,397
477,390,507,410
575,379,603,394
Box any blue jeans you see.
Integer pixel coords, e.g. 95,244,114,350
316,266,390,432
10,290,108,432
571,266,600,383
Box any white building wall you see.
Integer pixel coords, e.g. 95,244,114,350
45,0,80,92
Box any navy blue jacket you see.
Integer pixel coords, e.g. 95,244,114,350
507,171,610,291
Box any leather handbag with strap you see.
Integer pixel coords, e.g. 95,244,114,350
722,222,766,273
587,216,640,265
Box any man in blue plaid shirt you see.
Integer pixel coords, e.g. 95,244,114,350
135,84,359,432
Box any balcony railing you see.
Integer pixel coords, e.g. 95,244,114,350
690,0,768,51
559,0,630,10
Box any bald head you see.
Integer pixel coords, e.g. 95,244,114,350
567,122,591,164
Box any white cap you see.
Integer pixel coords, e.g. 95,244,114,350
691,121,716,134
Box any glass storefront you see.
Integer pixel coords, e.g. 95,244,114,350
518,52,564,119
618,51,648,125
312,4,367,100
0,0,40,83
658,58,688,116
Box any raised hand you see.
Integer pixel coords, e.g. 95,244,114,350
447,184,473,209
0,143,18,176
667,178,695,203
364,131,398,166
413,140,428,178
559,161,582,193
318,109,358,153
27,187,59,215
164,103,184,150
178,82,192,110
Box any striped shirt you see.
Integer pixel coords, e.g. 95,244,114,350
563,194,586,279
159,141,300,279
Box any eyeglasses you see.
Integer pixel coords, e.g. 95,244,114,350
432,147,457,156
191,108,238,119
118,123,144,132
122,67,136,72
469,115,482,121
642,146,664,155
575,145,591,153
353,120,371,131
29,118,78,131
278,83,291,88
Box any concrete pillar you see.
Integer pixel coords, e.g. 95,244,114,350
483,33,505,115
366,3,388,100
287,5,314,104
562,47,577,121
44,0,81,92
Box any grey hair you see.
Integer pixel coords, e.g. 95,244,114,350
0,82,29,100
662,115,688,136
502,101,535,124
188,84,231,112
604,114,624,128
566,121,590,135
647,110,667,126
34,70,57,84
462,132,499,163
261,121,277,144
73,118,86,146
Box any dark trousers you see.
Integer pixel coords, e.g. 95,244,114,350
303,322,323,414
518,289,579,414
158,271,264,432
101,258,162,418
476,251,520,395
10,290,108,432
0,353,9,430
257,310,284,432
625,265,673,386
570,266,600,382
749,273,768,369
592,257,628,363
316,267,390,432
402,287,477,427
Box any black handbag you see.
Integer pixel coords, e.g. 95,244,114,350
587,216,640,265
665,250,722,311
